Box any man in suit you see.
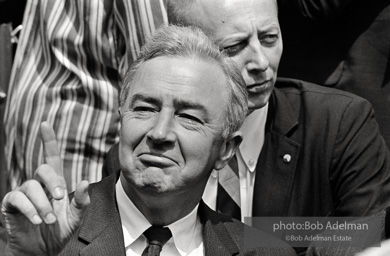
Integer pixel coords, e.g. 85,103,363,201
167,0,390,220
0,25,295,255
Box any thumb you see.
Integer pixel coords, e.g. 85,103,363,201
68,180,90,229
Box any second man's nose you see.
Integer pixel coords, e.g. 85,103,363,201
246,40,269,73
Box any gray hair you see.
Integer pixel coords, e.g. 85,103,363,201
120,25,248,139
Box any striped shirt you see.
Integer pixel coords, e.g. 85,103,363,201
4,0,168,191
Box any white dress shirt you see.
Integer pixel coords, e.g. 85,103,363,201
203,104,268,222
116,179,204,255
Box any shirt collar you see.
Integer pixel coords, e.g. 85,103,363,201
239,103,268,172
115,179,201,256
167,203,200,255
116,179,151,247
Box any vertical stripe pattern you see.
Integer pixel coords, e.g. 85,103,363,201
4,0,167,191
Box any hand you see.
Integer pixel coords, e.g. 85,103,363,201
1,122,90,256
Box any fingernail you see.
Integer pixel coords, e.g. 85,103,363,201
45,212,57,224
32,215,42,225
53,187,64,199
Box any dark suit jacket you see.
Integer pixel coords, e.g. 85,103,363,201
305,209,387,255
277,0,390,149
0,172,295,255
253,78,390,217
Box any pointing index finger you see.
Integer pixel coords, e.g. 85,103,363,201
40,121,63,176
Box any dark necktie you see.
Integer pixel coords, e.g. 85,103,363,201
142,226,172,256
217,155,241,220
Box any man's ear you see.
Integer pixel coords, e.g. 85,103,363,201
118,109,122,121
214,131,243,170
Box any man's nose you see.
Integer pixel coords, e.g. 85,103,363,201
246,40,269,73
147,111,176,144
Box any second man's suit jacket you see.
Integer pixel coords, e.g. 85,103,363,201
253,78,390,217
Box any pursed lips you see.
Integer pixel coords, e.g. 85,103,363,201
246,80,270,93
138,152,178,167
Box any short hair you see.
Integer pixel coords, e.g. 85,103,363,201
120,25,248,139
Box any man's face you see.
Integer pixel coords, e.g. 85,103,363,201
119,56,230,196
197,0,283,111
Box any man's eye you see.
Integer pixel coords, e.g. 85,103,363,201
261,34,278,46
177,113,203,125
133,106,156,113
222,41,246,56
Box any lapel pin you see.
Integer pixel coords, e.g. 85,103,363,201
283,154,292,163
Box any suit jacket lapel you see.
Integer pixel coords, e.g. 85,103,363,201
76,185,239,255
78,173,126,256
253,87,301,217
199,201,240,255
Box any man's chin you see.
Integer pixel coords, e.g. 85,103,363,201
247,92,272,112
248,101,268,113
138,175,171,194
141,184,166,194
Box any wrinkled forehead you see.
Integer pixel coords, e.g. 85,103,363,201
128,57,229,103
197,0,277,20
195,0,278,37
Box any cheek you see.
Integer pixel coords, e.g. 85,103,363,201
268,45,283,72
178,132,220,166
230,54,247,74
121,117,149,143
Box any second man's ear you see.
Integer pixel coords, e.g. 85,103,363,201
214,131,243,170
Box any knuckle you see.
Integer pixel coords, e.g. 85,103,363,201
1,191,28,214
22,179,41,192
7,190,24,202
34,164,66,189
2,192,11,204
